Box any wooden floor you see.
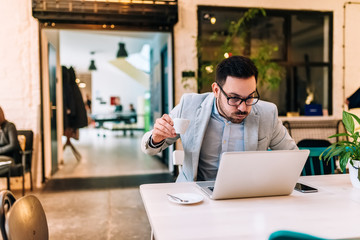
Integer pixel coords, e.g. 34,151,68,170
27,128,172,240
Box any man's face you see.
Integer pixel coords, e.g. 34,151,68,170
212,76,257,123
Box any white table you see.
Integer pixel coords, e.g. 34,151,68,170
140,174,360,240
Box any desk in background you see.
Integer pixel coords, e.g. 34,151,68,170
92,112,143,136
140,174,360,240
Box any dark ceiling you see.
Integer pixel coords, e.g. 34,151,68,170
32,0,178,31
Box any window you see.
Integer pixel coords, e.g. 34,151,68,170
198,7,333,116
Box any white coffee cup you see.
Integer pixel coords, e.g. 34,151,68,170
173,118,190,134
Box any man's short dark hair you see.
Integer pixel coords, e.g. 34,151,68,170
215,55,258,86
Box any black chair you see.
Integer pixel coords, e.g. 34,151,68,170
297,139,335,175
0,190,16,240
0,190,48,240
0,130,34,196
0,162,11,190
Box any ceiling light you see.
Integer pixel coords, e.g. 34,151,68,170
89,51,97,71
89,60,97,71
117,42,128,58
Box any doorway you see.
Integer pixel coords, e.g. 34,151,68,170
160,45,169,165
41,27,174,180
48,43,58,174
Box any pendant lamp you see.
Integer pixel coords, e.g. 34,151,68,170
88,60,97,71
88,51,97,71
116,42,128,58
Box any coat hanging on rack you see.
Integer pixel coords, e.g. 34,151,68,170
62,66,88,130
62,66,87,161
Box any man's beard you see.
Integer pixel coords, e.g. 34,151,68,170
216,97,249,123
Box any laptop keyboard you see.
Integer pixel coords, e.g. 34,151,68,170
208,186,214,192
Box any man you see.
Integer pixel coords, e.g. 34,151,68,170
114,97,123,112
141,56,297,182
0,106,21,163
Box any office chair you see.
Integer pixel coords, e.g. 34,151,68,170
297,139,336,175
0,190,48,240
0,130,34,195
269,230,326,240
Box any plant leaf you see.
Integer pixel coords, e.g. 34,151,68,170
320,145,336,160
328,147,345,160
347,111,360,126
328,133,350,138
334,140,356,146
343,111,355,134
340,152,351,172
260,8,267,16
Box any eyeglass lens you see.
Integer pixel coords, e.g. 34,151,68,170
228,97,258,106
217,82,259,106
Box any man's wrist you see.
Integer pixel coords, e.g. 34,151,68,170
149,135,165,148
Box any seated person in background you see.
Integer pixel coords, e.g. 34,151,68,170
0,106,21,163
114,97,123,112
129,103,136,113
141,55,297,182
129,103,137,123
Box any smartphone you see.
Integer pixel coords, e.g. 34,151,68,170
294,183,318,193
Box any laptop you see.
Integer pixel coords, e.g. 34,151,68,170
196,150,310,200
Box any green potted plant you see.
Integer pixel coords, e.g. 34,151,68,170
320,111,360,188
193,8,284,93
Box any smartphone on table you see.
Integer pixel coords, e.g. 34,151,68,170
294,183,318,193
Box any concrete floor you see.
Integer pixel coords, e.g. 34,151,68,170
55,128,169,178
16,128,171,240
37,188,151,240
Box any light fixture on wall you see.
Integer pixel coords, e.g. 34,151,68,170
203,13,216,24
88,51,97,71
116,42,128,58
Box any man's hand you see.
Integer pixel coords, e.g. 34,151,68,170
152,114,177,144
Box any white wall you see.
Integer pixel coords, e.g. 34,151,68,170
343,3,360,119
0,1,42,187
91,59,148,114
344,3,360,105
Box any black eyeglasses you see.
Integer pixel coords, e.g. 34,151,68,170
216,83,260,106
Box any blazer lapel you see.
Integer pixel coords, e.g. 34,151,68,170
191,94,214,179
244,108,260,151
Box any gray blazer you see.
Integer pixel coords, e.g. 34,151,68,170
141,92,297,182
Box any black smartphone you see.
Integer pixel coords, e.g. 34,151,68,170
294,183,318,193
